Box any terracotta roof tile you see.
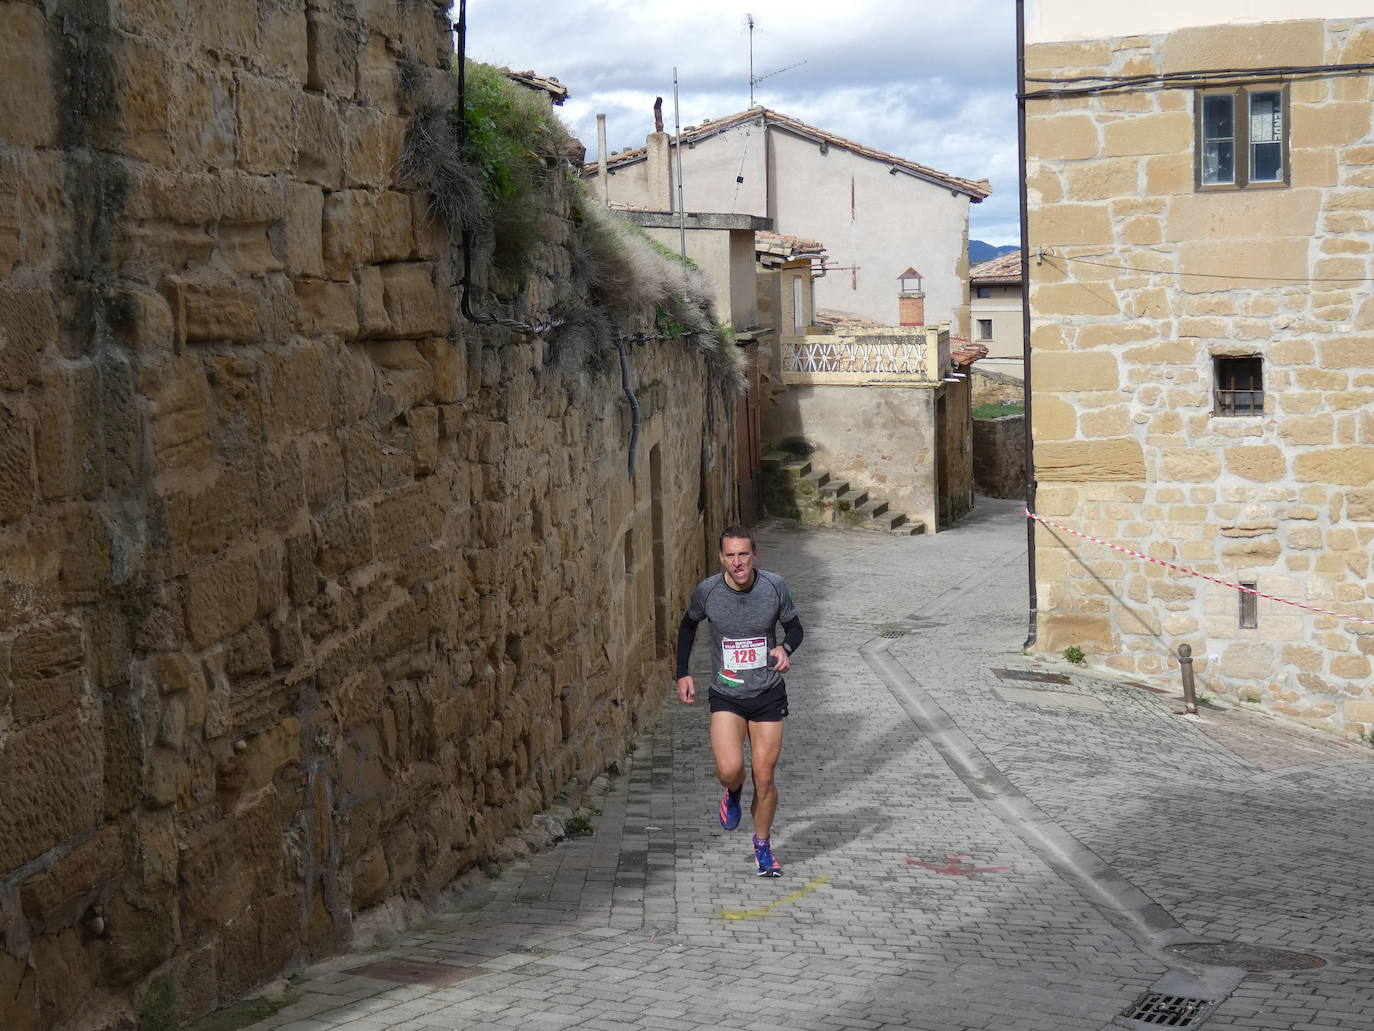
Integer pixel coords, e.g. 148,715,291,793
755,230,827,267
969,252,1022,283
502,69,569,105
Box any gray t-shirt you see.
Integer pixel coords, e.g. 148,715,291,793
685,569,798,699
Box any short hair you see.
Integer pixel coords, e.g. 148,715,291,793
718,525,756,550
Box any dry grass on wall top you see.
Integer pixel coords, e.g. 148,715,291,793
396,59,744,394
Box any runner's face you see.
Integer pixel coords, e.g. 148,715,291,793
719,537,756,589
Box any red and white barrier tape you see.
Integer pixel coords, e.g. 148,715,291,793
1025,509,1374,627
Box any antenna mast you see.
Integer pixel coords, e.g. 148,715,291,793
745,15,805,106
747,13,756,105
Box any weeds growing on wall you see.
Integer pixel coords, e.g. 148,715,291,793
398,59,744,393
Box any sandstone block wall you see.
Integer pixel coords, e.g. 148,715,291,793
1026,17,1374,733
0,2,734,1027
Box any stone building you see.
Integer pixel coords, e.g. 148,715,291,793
1025,2,1374,735
0,2,738,1027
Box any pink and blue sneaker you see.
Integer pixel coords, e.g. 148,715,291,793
753,835,782,877
719,788,742,830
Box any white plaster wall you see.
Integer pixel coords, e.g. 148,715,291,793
597,158,653,209
1028,0,1374,43
641,227,758,330
972,285,1023,376
675,124,770,217
766,131,972,327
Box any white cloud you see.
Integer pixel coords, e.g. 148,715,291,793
463,0,1021,244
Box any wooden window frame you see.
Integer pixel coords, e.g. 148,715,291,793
1195,85,1290,193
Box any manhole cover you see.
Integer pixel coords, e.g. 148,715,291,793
1121,993,1214,1027
346,959,486,985
991,667,1070,685
1167,941,1326,971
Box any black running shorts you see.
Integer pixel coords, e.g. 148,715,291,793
708,680,788,722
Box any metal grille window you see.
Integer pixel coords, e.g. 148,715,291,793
1240,581,1258,629
977,318,993,341
1197,86,1288,191
1213,355,1263,416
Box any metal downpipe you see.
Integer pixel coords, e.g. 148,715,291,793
1016,0,1038,651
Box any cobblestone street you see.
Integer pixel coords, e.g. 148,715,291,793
240,498,1374,1031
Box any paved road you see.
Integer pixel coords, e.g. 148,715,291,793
242,498,1374,1031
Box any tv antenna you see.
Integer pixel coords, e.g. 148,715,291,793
745,14,806,106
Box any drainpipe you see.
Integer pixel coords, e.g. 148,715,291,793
597,114,609,205
1017,0,1038,650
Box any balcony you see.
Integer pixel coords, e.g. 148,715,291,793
781,323,949,386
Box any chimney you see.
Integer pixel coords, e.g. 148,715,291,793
898,267,924,327
645,97,673,209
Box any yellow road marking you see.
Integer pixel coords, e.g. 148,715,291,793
720,875,831,920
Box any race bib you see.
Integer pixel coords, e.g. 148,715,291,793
722,636,767,671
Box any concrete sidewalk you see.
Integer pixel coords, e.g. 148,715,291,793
237,497,1374,1031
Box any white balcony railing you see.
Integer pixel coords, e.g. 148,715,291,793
781,325,947,384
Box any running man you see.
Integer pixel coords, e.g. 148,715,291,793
675,526,803,876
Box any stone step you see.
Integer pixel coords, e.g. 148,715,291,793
858,498,889,520
834,489,869,512
760,450,924,536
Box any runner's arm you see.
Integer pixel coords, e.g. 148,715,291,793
675,612,702,679
781,616,803,656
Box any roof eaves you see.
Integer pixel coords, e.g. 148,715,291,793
587,107,990,201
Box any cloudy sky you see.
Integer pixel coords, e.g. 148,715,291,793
463,0,1021,246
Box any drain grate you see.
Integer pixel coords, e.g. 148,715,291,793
1121,993,1212,1027
991,667,1070,685
879,628,908,639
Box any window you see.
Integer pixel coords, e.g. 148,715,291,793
1213,355,1263,416
976,318,993,341
974,286,991,299
1197,86,1288,191
1239,581,1258,629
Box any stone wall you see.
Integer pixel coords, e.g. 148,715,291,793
763,383,939,530
0,2,734,1027
1025,16,1374,734
972,367,1025,409
973,415,1026,500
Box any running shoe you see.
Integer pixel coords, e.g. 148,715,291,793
719,788,742,830
753,835,782,877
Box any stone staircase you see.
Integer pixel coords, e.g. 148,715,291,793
761,452,926,535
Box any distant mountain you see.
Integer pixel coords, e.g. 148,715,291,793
969,240,1019,264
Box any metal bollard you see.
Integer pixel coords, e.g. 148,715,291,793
1177,642,1198,715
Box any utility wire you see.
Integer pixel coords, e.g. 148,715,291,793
1021,60,1374,99
1055,254,1374,284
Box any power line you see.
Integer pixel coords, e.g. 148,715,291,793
1055,254,1374,284
1021,61,1374,99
